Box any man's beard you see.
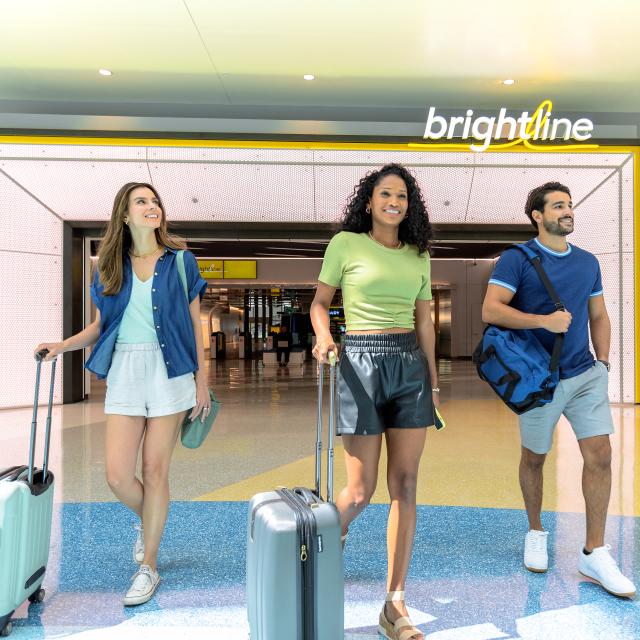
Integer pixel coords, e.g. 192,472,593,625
542,216,573,237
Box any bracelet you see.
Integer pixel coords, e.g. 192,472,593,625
432,387,440,393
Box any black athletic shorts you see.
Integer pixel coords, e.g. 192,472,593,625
336,332,435,436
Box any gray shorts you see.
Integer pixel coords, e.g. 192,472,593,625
519,360,614,454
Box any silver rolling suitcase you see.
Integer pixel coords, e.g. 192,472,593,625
247,354,344,640
0,351,56,637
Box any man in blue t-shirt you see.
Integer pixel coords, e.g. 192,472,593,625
482,181,635,598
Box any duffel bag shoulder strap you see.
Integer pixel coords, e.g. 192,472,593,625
511,244,564,311
509,243,564,373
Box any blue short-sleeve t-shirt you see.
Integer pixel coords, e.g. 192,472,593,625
488,238,603,379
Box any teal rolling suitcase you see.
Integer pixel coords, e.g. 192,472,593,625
0,351,56,637
247,355,344,640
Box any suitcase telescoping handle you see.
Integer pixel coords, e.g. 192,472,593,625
29,349,57,484
315,350,337,503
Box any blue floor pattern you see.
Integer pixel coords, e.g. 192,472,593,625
6,502,640,639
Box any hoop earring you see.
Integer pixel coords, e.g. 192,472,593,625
366,205,371,214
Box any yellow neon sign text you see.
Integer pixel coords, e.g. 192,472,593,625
411,100,599,152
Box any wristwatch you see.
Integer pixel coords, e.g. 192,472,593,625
597,360,610,372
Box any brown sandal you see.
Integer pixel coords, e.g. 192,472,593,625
378,591,423,640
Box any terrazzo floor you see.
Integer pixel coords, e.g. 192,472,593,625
1,359,639,638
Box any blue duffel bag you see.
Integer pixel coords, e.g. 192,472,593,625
473,244,565,414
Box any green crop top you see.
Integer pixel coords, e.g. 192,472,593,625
318,231,432,331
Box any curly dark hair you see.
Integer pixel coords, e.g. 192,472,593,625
340,163,432,254
525,182,571,230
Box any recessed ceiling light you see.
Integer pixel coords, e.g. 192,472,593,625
98,69,113,77
502,78,515,85
303,74,315,81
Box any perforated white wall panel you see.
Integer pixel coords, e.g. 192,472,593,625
314,163,380,223
0,169,63,255
620,160,635,399
466,166,616,224
0,144,146,161
148,145,315,164
0,145,632,226
0,170,63,407
570,166,635,403
0,143,634,406
1,159,150,220
475,152,627,167
150,162,316,221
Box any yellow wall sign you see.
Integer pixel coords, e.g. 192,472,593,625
198,260,224,279
198,260,257,279
411,99,599,152
224,260,257,279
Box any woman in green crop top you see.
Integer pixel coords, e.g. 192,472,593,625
311,163,438,640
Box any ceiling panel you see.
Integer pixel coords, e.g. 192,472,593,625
184,239,514,261
0,160,150,219
313,149,474,224
465,166,618,224
186,0,640,83
570,172,623,256
313,164,476,224
0,144,146,160
0,144,633,226
0,0,227,103
148,146,315,164
313,150,476,166
149,162,316,222
0,172,62,254
475,152,631,168
1,0,639,119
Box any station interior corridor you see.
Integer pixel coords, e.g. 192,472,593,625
1,358,638,639
2,3,640,638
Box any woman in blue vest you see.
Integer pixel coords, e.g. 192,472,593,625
35,182,208,606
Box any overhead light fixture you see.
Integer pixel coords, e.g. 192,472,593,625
303,74,315,81
502,79,515,85
98,69,113,76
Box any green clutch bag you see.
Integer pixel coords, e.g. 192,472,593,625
176,250,221,448
181,388,221,448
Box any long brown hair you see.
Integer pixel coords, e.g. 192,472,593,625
98,182,185,295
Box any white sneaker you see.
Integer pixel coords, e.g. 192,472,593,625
123,565,160,606
524,530,549,573
133,524,144,564
579,544,636,598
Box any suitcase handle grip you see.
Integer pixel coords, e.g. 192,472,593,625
35,348,49,362
316,355,337,503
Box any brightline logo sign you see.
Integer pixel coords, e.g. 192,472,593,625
410,100,598,152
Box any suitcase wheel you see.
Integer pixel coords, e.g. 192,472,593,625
0,621,12,637
28,589,45,604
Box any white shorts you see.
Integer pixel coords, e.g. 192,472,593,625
104,343,196,418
